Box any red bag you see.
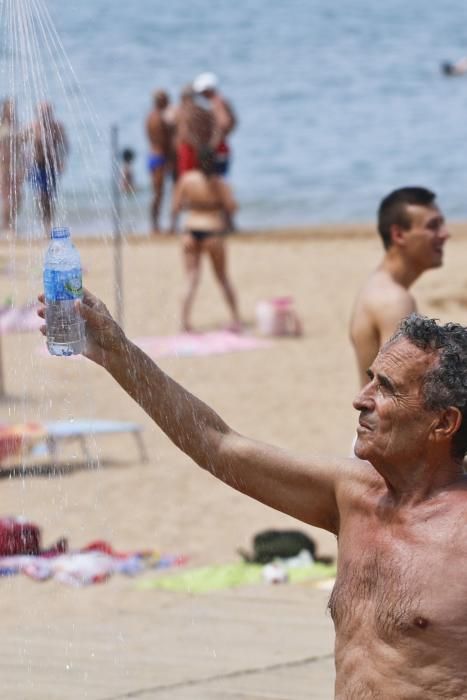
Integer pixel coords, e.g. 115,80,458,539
0,517,41,556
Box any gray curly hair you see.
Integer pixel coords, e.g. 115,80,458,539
390,313,467,459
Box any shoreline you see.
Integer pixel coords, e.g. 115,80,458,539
5,219,467,247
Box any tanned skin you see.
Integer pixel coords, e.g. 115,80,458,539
38,291,467,698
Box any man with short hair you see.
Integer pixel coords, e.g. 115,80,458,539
38,288,467,698
145,89,172,233
350,186,449,386
192,72,236,176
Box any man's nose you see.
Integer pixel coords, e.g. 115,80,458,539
353,383,374,411
440,224,450,241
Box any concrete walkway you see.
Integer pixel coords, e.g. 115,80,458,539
1,577,335,699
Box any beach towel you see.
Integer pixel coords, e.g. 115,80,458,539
138,559,337,594
133,331,271,359
0,538,188,586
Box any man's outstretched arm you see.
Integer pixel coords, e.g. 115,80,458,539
39,290,341,534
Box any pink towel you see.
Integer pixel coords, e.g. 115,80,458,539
134,331,271,358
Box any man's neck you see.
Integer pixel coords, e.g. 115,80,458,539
376,456,465,508
381,250,422,289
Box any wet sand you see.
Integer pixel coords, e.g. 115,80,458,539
1,223,467,698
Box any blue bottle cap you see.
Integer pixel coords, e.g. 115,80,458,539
51,227,70,239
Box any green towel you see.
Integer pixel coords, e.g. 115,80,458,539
138,561,336,594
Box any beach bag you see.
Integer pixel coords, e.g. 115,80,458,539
238,529,333,565
255,297,303,337
0,516,67,556
0,516,41,555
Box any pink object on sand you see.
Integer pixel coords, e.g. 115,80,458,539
0,303,42,334
133,330,271,359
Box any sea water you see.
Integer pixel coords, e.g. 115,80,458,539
6,0,467,234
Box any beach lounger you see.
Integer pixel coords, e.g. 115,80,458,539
38,420,148,463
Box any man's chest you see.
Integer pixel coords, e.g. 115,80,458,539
330,515,467,642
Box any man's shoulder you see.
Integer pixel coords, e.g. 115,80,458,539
357,271,415,322
147,110,161,125
336,458,385,511
365,268,412,302
335,457,382,493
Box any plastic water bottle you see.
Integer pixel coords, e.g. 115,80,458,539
43,226,85,356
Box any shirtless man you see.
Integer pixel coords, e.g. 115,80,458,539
193,72,236,175
174,85,215,177
350,186,449,386
30,102,68,233
145,89,172,233
38,290,467,698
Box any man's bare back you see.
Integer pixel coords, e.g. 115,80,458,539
350,266,416,386
146,109,171,158
175,98,214,150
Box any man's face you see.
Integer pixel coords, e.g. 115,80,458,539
401,204,449,270
353,338,439,467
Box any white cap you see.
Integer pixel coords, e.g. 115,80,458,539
193,72,219,93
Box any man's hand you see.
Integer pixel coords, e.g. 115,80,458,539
38,288,127,367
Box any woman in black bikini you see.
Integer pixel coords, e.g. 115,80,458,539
170,147,241,333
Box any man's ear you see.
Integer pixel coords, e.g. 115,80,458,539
389,224,407,247
432,406,462,443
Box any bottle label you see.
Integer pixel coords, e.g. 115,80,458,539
44,268,83,301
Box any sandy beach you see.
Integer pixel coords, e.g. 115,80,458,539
1,223,467,699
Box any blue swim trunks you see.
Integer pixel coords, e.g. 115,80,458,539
147,154,166,172
29,165,57,195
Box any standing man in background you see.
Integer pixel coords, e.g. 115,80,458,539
192,72,236,176
145,89,172,234
349,186,449,386
30,101,68,234
174,84,215,178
